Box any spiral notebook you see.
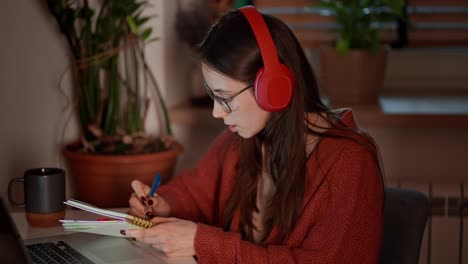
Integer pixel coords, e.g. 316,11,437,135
61,199,153,237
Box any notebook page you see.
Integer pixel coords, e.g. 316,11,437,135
64,199,130,221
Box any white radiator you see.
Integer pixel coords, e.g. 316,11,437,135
386,180,468,264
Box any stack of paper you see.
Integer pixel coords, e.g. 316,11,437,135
61,220,140,237
61,199,153,237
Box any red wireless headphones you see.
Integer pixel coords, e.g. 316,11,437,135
238,6,295,112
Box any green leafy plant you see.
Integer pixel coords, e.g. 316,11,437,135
318,0,405,54
47,0,173,154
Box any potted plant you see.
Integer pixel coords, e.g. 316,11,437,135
46,0,182,207
317,0,405,107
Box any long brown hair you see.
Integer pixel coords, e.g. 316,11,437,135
198,10,382,245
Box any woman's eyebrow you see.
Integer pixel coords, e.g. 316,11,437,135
211,86,230,94
213,88,229,94
205,82,227,94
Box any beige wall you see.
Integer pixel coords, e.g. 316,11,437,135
1,1,71,201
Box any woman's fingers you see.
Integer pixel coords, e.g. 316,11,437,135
131,180,150,199
129,180,170,218
146,193,160,208
130,179,154,214
126,229,158,244
128,193,148,219
150,216,177,225
124,218,197,257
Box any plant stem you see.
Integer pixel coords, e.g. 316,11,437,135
103,55,120,135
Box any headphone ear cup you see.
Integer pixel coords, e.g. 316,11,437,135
254,64,294,112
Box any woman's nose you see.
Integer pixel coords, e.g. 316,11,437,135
212,102,228,119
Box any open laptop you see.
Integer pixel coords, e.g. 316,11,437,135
0,197,195,264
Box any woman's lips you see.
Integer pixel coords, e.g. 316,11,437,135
228,125,237,132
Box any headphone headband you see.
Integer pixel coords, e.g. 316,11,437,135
238,6,281,72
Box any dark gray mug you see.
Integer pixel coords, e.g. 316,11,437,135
8,168,66,227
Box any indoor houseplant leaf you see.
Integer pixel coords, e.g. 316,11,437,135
47,0,174,154
316,0,405,106
318,0,405,54
46,0,182,207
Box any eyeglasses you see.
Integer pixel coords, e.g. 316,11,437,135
204,82,253,113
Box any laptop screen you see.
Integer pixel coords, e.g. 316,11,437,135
0,196,32,264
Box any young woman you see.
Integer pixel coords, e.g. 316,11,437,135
124,6,384,263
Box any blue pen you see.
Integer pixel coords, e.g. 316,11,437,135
149,173,161,198
145,173,161,211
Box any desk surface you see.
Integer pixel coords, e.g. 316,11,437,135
11,208,129,240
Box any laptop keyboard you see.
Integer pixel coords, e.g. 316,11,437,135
26,241,94,264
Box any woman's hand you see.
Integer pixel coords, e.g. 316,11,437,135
124,217,197,258
129,180,171,219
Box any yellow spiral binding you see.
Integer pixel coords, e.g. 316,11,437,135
128,216,153,228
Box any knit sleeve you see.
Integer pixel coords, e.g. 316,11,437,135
193,144,383,263
157,130,234,223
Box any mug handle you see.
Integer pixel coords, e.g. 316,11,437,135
8,178,25,207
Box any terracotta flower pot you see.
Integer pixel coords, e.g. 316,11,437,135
63,143,183,208
320,46,388,107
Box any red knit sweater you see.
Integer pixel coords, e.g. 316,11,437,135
158,110,383,263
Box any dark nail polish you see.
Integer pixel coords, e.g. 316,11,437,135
146,212,155,218
120,230,126,235
140,196,146,202
148,199,153,205
132,237,137,241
